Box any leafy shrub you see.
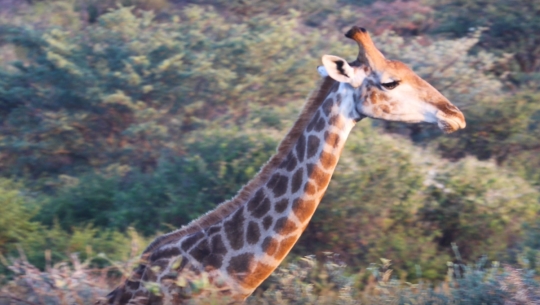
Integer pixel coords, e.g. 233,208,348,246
0,4,329,180
0,178,141,272
40,126,279,235
16,224,143,271
418,158,538,259
0,179,39,254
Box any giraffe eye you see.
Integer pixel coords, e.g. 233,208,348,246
381,80,400,90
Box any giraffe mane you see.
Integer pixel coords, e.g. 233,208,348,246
142,76,337,254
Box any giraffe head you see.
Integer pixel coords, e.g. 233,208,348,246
321,26,466,133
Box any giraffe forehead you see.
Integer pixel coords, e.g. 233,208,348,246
368,60,418,83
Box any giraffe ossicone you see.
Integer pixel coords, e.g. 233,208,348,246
102,26,465,305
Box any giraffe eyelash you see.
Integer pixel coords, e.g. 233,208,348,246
381,80,400,90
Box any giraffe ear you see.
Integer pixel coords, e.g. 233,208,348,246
322,55,360,85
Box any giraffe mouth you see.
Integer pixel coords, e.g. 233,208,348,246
436,112,466,133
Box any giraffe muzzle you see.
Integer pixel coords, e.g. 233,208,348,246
436,110,466,133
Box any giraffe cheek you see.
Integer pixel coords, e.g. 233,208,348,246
369,91,380,104
355,103,374,118
380,104,391,114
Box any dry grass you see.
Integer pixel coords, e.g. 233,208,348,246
0,252,109,305
1,250,539,305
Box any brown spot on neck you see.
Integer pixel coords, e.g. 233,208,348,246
309,165,331,187
274,235,299,261
274,217,298,235
261,236,278,255
224,207,245,250
325,132,340,148
304,181,317,195
320,151,337,169
275,198,289,213
291,168,304,194
246,222,261,244
190,240,211,262
292,199,317,223
268,173,289,197
227,253,254,281
240,262,275,289
262,215,273,230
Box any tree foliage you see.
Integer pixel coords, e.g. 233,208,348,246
431,0,540,74
0,5,330,181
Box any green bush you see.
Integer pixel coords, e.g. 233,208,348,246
0,179,39,254
16,223,140,270
419,158,538,259
40,126,279,235
0,178,139,272
0,4,329,181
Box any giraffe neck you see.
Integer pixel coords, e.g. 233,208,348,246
220,81,358,296
105,80,361,304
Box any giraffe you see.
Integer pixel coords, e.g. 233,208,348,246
102,26,466,304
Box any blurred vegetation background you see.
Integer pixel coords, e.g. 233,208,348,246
0,0,540,302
